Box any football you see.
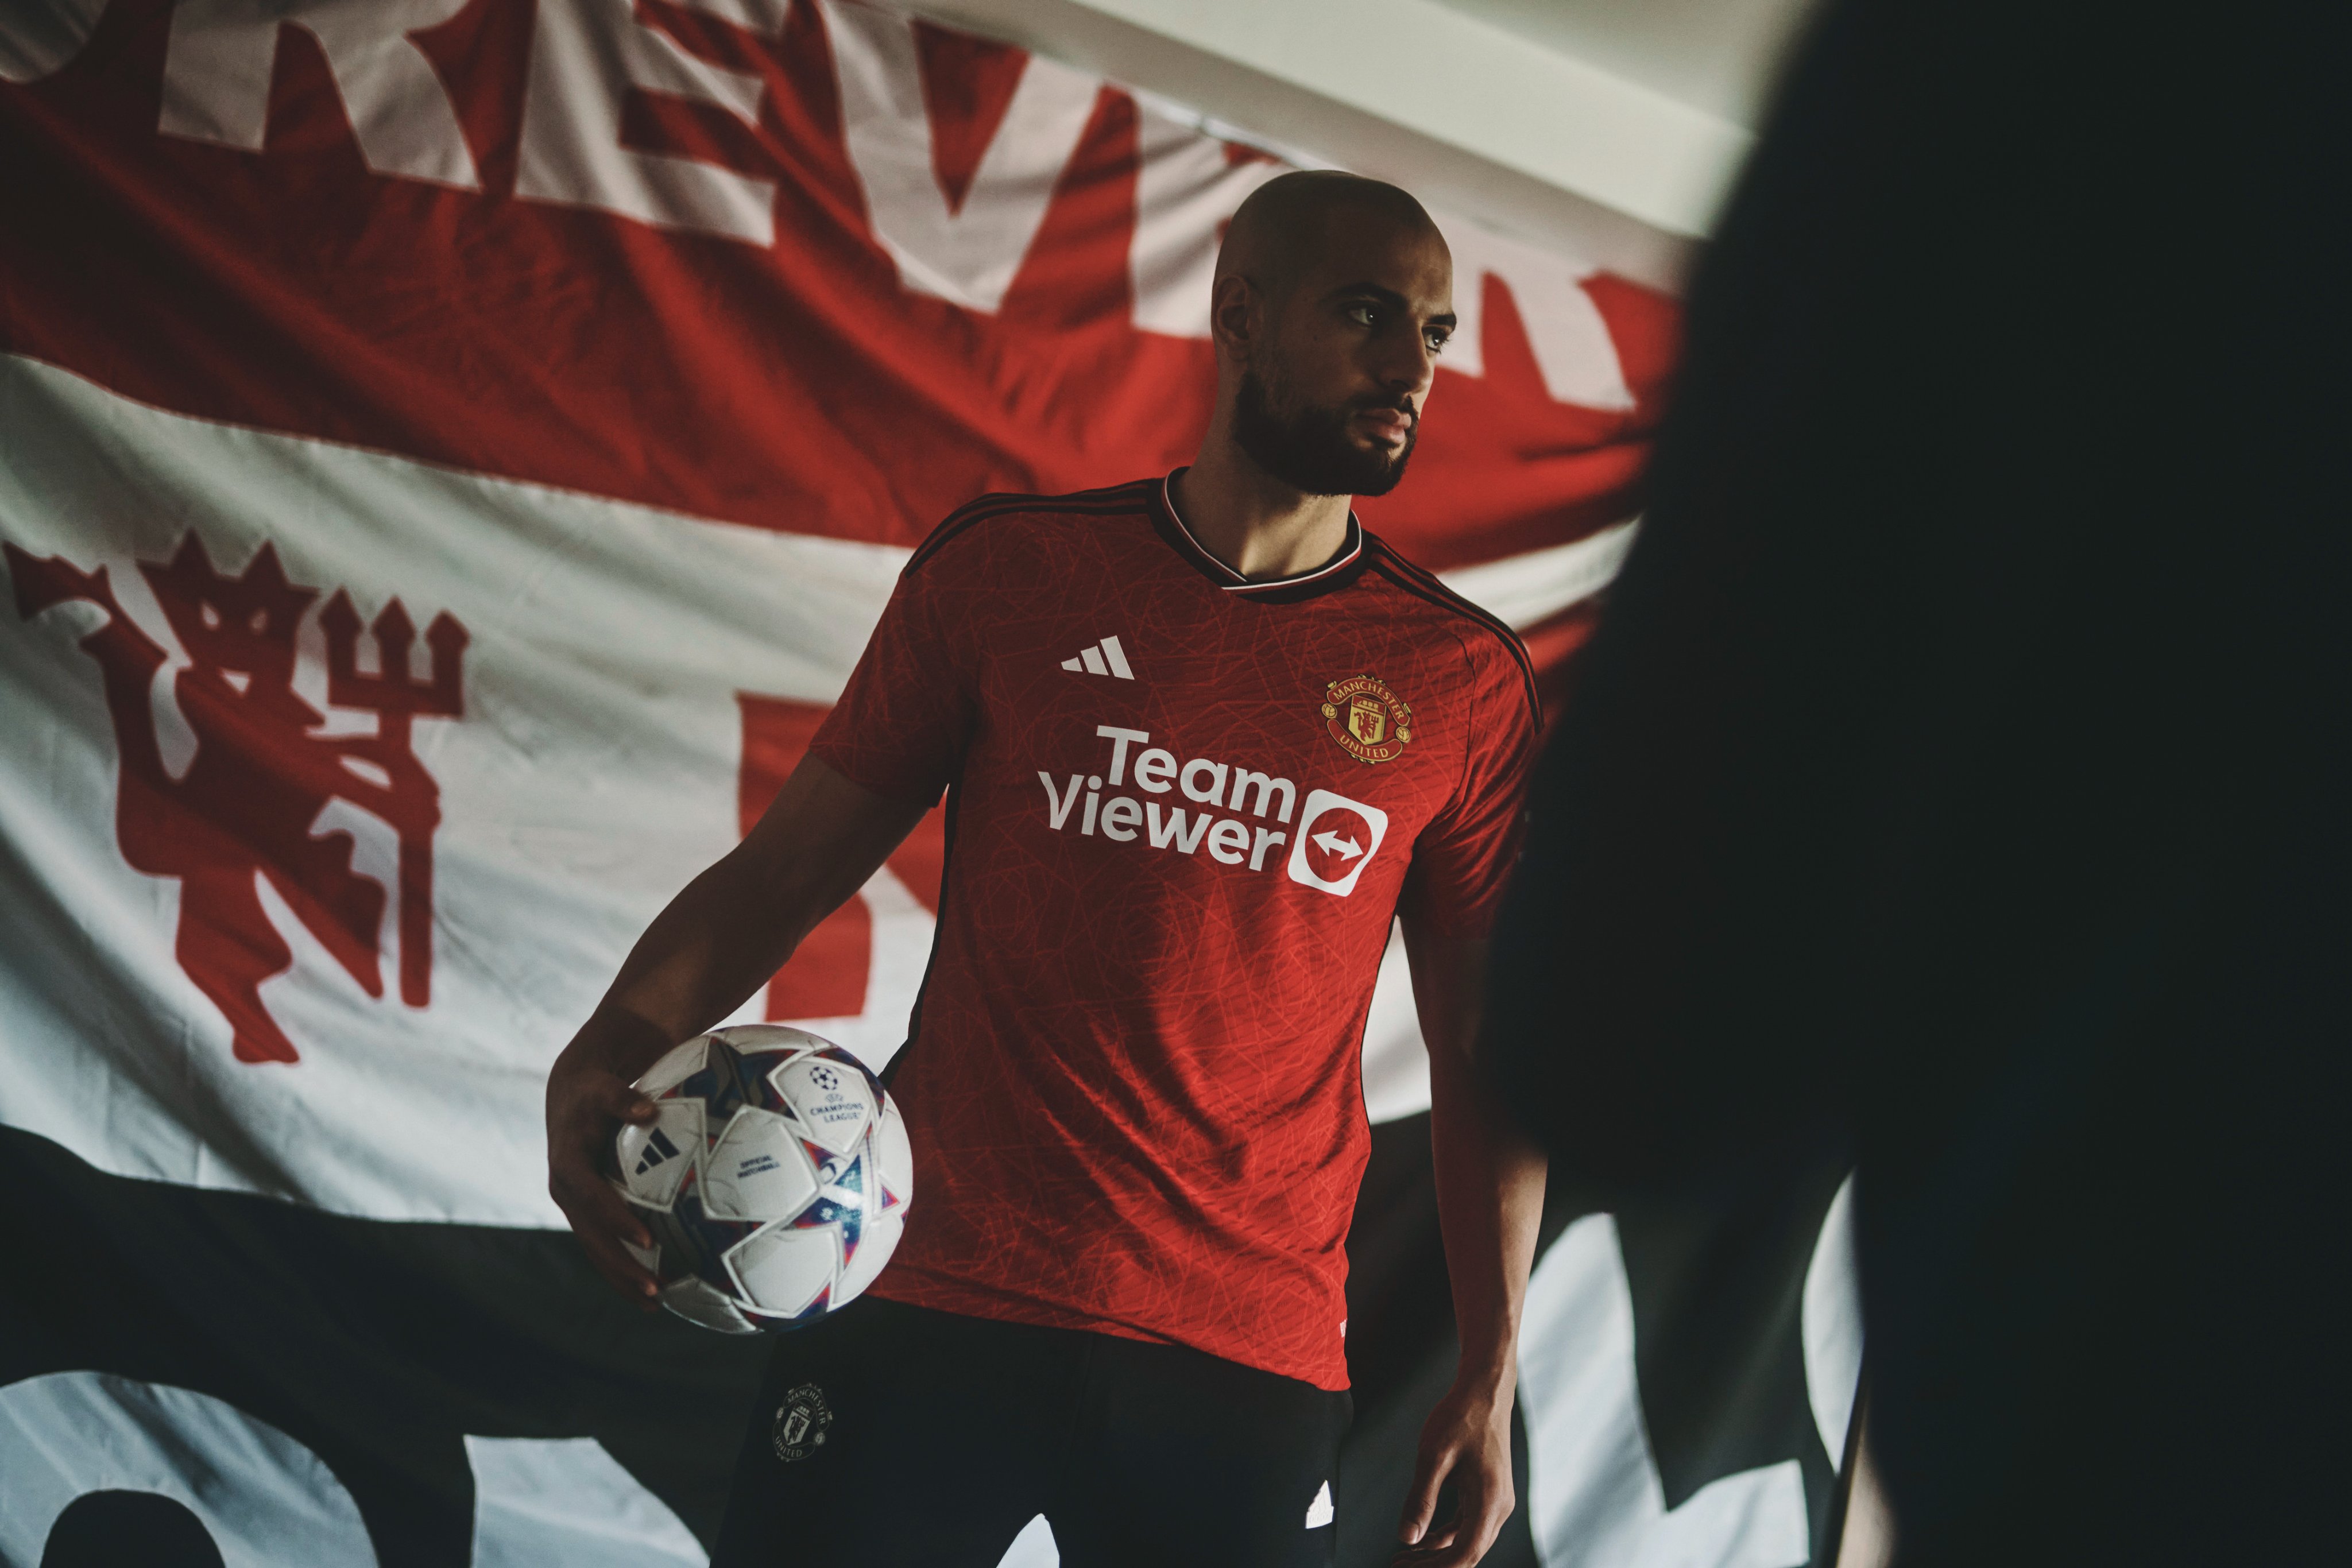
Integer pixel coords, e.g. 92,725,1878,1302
611,1024,913,1334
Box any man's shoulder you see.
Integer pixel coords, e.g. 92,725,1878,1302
1355,533,1541,722
906,478,1161,576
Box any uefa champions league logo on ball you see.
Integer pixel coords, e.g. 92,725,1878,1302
810,1063,841,1095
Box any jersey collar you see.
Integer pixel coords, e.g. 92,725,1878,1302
1148,470,1369,603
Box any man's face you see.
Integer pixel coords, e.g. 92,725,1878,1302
1232,208,1455,497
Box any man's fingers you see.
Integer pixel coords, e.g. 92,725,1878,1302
546,1055,662,1306
1391,1525,1463,1566
1392,1445,1515,1567
557,1075,654,1182
550,1158,656,1308
1397,1441,1454,1544
581,1230,661,1304
1399,1524,1475,1567
1473,1469,1515,1547
1395,1456,1439,1543
554,1160,652,1246
554,1179,659,1302
1425,1466,1510,1567
599,1078,657,1122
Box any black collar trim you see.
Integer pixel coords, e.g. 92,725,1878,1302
1147,470,1367,602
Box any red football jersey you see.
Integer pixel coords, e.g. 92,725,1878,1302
809,474,1539,1389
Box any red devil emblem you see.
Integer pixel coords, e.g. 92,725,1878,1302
7,535,466,1064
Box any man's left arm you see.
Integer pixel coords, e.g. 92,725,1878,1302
1393,923,1548,1566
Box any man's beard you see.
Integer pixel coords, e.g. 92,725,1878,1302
1232,369,1417,497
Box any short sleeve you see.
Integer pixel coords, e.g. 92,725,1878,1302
1399,647,1541,938
809,555,974,803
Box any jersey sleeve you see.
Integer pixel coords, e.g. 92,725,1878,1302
809,552,975,803
1400,644,1541,938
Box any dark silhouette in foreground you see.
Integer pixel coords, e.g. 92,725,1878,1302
1483,1,2345,1562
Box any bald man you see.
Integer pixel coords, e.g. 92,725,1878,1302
546,172,1546,1568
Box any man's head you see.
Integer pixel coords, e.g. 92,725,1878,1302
1209,171,1454,498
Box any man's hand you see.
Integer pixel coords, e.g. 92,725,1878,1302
1397,923,1545,1565
1395,1376,1517,1565
542,756,934,1303
545,1008,671,1304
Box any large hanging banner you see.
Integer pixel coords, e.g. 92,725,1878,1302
0,3,1857,1565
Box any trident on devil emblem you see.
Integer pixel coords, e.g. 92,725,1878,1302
6,533,468,1064
319,586,464,1011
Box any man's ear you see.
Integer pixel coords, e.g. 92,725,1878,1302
1209,273,1256,363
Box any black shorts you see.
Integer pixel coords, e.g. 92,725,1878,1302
711,1297,1351,1567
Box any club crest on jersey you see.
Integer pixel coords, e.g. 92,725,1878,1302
772,1383,834,1463
1321,676,1413,764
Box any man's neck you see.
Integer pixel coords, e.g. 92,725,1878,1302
1172,439,1355,582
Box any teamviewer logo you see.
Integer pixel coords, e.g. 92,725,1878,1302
1286,789,1390,897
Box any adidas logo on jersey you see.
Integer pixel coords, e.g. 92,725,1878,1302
1060,636,1134,679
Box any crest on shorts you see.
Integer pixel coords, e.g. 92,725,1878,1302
772,1382,834,1463
1321,676,1413,764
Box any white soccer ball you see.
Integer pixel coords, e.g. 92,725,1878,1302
610,1025,913,1334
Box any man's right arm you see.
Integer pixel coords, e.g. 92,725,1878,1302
544,753,935,1301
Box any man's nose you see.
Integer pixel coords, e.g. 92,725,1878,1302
1371,328,1437,398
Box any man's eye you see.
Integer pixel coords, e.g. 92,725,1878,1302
1346,304,1378,327
1426,331,1451,354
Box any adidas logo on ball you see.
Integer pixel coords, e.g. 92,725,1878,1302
633,1127,681,1176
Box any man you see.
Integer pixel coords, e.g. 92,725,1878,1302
547,171,1546,1568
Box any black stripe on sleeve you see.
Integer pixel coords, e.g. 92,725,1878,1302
1361,538,1544,721
904,480,1158,575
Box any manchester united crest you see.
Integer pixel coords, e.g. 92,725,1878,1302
772,1383,834,1464
1320,675,1414,764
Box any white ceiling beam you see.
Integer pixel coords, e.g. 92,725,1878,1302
912,0,1753,285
